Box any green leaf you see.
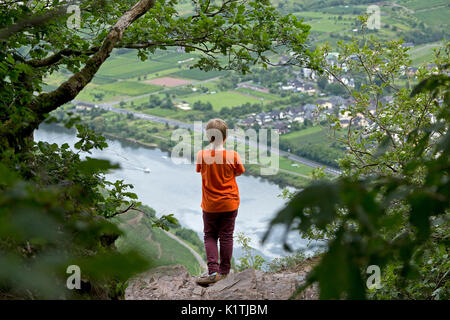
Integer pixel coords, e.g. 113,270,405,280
77,157,119,175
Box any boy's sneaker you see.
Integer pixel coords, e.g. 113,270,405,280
196,272,227,285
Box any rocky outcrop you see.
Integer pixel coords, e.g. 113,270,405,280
125,264,318,300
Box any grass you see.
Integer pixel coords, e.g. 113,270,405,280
236,88,279,101
279,156,314,176
98,60,173,79
281,126,342,147
76,84,126,103
281,126,323,142
280,126,346,167
409,42,444,65
196,80,221,91
95,50,194,79
100,81,161,96
413,7,450,26
401,0,448,10
181,91,263,110
170,69,224,80
308,17,353,33
91,75,117,85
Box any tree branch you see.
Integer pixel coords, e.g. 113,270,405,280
108,203,136,218
25,47,99,68
28,0,155,115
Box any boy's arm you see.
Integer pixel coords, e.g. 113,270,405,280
195,150,202,172
234,151,245,176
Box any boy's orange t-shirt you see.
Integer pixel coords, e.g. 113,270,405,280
196,149,245,213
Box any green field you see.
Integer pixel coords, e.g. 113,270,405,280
281,126,323,142
182,91,263,110
95,50,199,80
413,7,450,26
98,59,173,79
236,88,280,101
401,0,448,10
170,69,224,80
409,42,444,65
279,156,315,176
280,126,346,168
100,81,161,96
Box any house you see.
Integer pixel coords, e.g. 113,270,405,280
339,110,352,122
75,105,92,111
75,101,94,111
355,114,369,127
303,104,317,113
328,96,347,109
239,116,256,127
272,121,290,134
269,109,287,120
304,110,314,120
379,95,394,105
407,67,418,76
303,83,316,95
326,52,340,67
314,99,333,110
255,112,272,125
281,85,295,91
340,119,350,128
401,42,414,48
175,102,191,110
298,67,316,80
293,115,305,123
342,77,355,88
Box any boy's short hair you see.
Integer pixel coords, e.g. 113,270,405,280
206,118,228,143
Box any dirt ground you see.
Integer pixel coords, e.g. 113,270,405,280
145,77,192,87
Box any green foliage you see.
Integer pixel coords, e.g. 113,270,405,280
265,71,450,299
0,122,151,298
173,227,205,258
267,251,307,273
152,213,180,231
235,232,265,271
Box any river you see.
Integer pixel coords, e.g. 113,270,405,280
34,123,318,261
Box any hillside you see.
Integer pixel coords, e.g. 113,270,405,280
113,208,206,276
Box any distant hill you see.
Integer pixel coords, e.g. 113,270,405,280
271,0,449,65
174,0,448,66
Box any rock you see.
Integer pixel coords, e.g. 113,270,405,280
204,268,258,300
192,286,204,296
125,264,319,300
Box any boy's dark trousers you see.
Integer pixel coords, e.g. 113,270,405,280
202,210,238,275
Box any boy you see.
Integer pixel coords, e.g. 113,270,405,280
195,119,245,285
